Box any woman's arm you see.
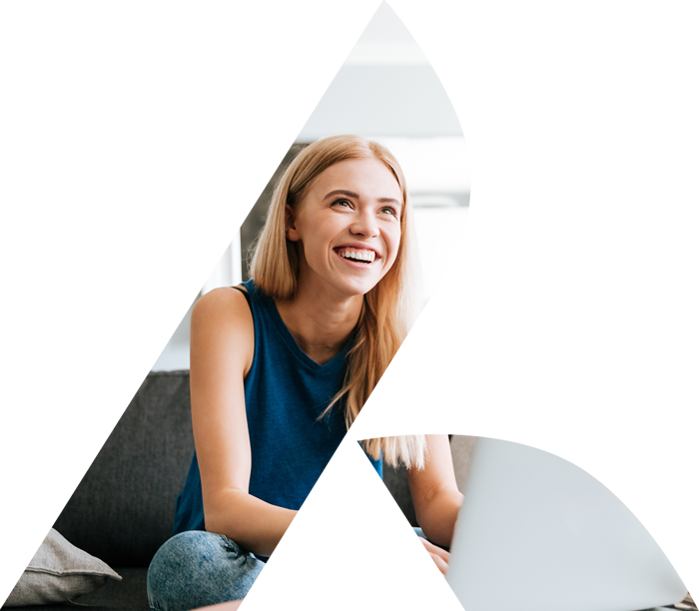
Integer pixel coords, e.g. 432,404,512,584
406,435,464,549
190,287,295,557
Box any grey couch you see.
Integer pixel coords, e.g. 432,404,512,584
14,370,417,611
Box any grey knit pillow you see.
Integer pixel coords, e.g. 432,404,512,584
3,529,122,607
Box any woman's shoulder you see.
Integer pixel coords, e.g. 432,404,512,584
191,286,255,374
194,284,250,306
192,286,254,333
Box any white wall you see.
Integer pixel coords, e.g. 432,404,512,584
298,65,463,140
151,1,471,371
299,2,462,140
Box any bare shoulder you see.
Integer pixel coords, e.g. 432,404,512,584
191,287,254,373
193,285,250,310
192,287,252,328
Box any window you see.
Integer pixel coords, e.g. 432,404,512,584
370,137,471,305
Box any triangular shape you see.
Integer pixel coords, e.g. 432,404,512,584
243,438,463,611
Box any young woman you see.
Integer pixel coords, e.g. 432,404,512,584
147,136,463,611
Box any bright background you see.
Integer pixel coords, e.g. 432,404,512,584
152,3,469,372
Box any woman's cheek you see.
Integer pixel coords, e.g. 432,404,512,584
389,229,401,268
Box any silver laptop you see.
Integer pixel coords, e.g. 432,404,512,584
446,437,687,611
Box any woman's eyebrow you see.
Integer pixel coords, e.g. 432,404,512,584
324,189,402,207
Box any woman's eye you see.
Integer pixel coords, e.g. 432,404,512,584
331,199,351,209
380,206,398,217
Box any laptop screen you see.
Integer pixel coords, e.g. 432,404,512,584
446,437,686,611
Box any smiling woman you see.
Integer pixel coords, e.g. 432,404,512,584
249,136,422,452
145,136,462,611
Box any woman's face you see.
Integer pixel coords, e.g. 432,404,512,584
287,157,403,299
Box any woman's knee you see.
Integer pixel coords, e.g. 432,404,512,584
147,531,263,611
151,530,234,570
148,531,212,611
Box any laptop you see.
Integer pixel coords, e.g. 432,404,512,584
446,437,687,611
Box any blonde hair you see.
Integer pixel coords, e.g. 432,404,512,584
250,135,426,469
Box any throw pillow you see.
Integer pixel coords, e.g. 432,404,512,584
3,528,122,607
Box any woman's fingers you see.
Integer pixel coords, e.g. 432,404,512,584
419,536,450,576
428,550,449,575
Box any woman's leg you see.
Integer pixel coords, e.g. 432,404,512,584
147,531,264,611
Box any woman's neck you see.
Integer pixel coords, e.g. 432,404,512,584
275,283,363,366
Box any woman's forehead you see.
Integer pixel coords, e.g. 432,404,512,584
309,158,402,199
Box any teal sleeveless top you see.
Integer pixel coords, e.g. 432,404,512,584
173,279,382,536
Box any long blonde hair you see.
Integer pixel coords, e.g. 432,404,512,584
250,135,426,469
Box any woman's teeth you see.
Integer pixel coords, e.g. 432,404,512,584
338,249,376,263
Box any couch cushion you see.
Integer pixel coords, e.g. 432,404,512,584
4,529,121,607
53,371,195,567
73,568,149,611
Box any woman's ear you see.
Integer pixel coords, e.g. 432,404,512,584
285,205,300,241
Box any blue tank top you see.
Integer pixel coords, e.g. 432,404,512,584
172,279,382,536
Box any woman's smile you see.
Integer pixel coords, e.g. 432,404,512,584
334,245,378,265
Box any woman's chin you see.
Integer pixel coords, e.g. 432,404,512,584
335,277,382,299
300,262,386,300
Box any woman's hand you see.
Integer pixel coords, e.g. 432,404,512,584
419,536,450,576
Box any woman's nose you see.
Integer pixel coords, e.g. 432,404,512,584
350,210,379,237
